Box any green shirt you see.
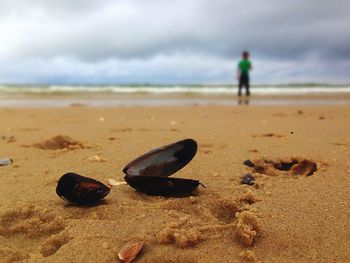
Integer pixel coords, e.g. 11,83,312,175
238,59,252,75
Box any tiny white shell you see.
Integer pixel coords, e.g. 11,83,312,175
108,179,127,186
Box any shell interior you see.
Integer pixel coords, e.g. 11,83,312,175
123,139,197,177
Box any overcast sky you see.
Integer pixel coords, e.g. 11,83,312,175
1,0,350,84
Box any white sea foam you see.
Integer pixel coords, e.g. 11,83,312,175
0,84,350,95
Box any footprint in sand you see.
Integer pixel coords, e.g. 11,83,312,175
0,204,70,262
244,157,318,177
157,190,262,249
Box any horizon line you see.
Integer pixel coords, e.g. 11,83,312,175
1,82,349,87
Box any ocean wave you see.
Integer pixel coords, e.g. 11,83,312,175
0,85,350,95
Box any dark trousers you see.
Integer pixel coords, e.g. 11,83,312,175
238,73,250,96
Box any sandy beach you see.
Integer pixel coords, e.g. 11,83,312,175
0,104,349,262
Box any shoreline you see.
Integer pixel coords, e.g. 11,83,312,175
0,93,349,108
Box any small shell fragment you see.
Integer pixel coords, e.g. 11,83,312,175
118,241,144,263
241,173,255,185
87,155,106,162
0,158,13,166
108,178,127,186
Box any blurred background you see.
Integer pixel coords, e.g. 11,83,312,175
0,0,350,101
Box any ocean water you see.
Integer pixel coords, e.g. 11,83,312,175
0,84,350,95
0,84,349,107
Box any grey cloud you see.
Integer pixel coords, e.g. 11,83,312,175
200,0,350,60
2,0,350,61
0,0,102,16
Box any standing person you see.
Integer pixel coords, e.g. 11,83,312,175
237,51,252,96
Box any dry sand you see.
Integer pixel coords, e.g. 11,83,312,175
0,105,349,263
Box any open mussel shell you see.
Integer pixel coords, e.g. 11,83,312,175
123,139,202,196
56,172,110,205
124,175,201,196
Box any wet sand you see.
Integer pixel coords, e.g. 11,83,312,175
1,93,350,107
0,105,349,262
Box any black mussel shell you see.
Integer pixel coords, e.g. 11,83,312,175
56,172,110,205
241,173,255,185
123,139,202,196
124,175,201,196
243,159,255,168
